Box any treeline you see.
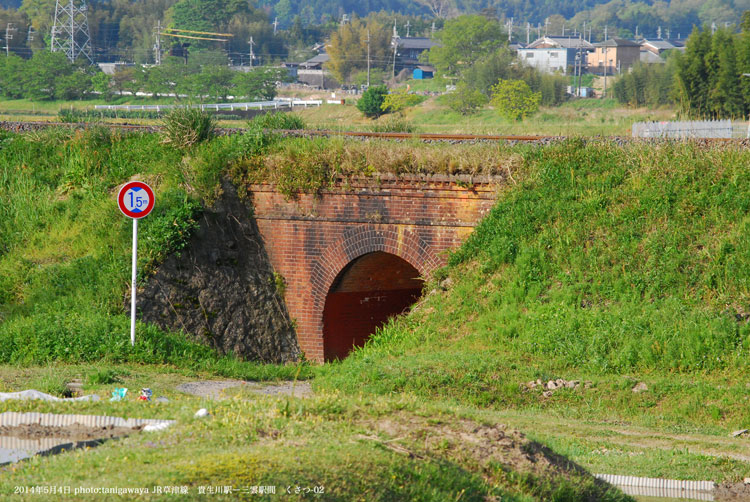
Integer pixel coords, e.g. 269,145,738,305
425,15,567,115
613,15,750,119
1,0,746,66
0,51,285,101
673,22,750,118
612,59,677,108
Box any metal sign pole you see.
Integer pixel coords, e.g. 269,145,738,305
131,218,138,346
118,181,154,348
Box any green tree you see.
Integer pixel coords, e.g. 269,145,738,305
356,85,388,118
426,15,504,77
326,16,390,83
190,64,235,101
91,72,113,100
0,54,27,99
490,79,541,121
381,87,423,114
232,67,285,100
443,82,488,115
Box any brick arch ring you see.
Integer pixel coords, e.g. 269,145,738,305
309,225,442,330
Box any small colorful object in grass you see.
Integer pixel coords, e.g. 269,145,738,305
110,388,128,402
139,388,152,401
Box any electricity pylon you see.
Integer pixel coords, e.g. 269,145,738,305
50,0,93,64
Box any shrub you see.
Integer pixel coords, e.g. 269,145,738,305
356,85,389,118
490,79,541,121
248,112,306,130
443,82,488,115
161,107,216,149
370,117,416,133
381,88,425,114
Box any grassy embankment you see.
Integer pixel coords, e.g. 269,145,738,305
1,126,749,498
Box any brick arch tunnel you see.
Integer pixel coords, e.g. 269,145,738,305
322,251,424,361
248,174,499,362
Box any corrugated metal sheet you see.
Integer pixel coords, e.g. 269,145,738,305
0,412,175,429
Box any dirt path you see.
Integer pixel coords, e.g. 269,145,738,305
175,380,312,400
494,410,750,465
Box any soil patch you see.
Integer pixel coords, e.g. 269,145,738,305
176,380,312,399
360,414,621,500
715,482,750,502
0,423,140,441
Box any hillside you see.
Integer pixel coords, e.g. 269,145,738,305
0,126,749,497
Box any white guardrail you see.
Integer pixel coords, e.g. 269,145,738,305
94,99,323,112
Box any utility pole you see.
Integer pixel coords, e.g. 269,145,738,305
366,29,370,87
577,33,583,97
657,26,662,39
507,17,513,42
431,22,435,37
635,25,638,40
153,20,161,65
273,17,278,35
544,17,549,37
526,22,530,44
537,23,541,39
603,25,608,98
248,36,255,67
666,28,670,39
561,23,565,36
405,20,410,37
4,23,15,57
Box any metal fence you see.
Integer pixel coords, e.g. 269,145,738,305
94,98,323,113
631,119,741,139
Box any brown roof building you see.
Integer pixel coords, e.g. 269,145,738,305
588,38,641,75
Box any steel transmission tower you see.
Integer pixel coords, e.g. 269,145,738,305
50,0,93,64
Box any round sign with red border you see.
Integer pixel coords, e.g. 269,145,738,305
118,181,155,219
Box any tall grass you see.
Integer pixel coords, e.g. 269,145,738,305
0,128,310,379
319,140,750,406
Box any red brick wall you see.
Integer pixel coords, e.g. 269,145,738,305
248,174,500,362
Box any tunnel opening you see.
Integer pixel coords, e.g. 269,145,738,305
322,251,424,361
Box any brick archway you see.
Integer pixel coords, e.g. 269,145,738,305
310,226,440,311
310,226,441,348
248,175,499,361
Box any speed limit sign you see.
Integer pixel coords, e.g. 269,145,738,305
118,181,155,219
118,181,155,347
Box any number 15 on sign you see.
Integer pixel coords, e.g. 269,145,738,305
118,182,155,346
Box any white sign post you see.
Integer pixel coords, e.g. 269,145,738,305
117,181,155,346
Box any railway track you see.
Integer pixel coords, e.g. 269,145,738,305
1,120,748,146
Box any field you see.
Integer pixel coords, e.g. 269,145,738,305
0,88,678,137
0,125,749,500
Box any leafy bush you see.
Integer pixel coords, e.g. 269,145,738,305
87,368,124,385
356,85,389,118
490,79,541,121
57,108,89,123
248,112,306,130
370,117,416,133
443,82,488,115
381,88,425,114
161,107,216,149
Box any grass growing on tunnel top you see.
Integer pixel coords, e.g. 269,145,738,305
317,139,750,434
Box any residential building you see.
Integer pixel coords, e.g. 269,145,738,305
517,47,582,75
588,38,641,75
297,52,337,88
391,36,439,73
527,36,594,50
